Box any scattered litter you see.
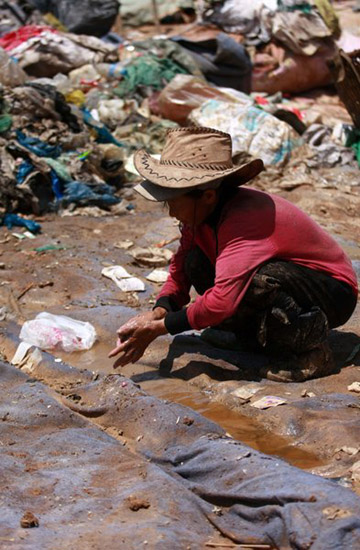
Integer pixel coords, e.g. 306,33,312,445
136,435,143,442
54,358,62,363
2,214,41,234
301,389,316,398
20,312,97,352
146,269,168,283
251,396,287,409
0,306,7,321
176,416,180,424
20,511,39,528
23,231,36,240
114,240,134,250
231,386,259,400
348,382,360,393
101,265,145,292
11,342,34,366
335,446,359,456
12,233,26,240
121,381,128,387
130,246,173,267
350,461,360,482
33,244,66,253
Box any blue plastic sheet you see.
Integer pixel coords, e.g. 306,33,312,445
2,213,41,233
81,109,124,147
16,160,34,184
62,181,120,207
16,130,62,158
50,169,64,200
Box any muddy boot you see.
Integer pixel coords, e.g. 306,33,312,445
260,340,336,382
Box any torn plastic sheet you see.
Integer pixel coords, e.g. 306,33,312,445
62,181,120,208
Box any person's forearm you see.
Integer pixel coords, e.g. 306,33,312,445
152,318,168,337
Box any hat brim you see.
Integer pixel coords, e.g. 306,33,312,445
134,149,264,191
134,180,192,202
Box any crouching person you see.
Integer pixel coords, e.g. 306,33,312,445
109,127,357,382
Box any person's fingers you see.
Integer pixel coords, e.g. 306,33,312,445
113,348,137,369
108,338,133,358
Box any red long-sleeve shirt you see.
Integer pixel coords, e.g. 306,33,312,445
156,188,358,334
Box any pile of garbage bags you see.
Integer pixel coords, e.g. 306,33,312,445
0,0,358,224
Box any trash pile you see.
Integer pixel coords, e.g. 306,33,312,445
0,0,359,229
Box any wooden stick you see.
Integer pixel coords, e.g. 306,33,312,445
17,282,34,300
205,543,272,549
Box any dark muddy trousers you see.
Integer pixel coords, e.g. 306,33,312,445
185,247,357,355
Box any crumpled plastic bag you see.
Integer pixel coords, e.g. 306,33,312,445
20,312,97,352
189,98,299,166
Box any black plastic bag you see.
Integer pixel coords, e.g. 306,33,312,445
27,0,119,37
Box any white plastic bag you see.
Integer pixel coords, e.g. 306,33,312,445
189,99,300,166
20,312,97,352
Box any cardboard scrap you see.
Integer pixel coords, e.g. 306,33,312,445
146,269,168,283
231,386,260,400
101,265,145,292
114,240,134,250
348,381,360,393
250,395,287,409
130,246,173,267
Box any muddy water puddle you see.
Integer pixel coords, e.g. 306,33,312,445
140,377,325,471
51,308,325,472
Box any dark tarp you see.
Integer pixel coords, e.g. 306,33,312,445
171,32,252,93
1,335,360,549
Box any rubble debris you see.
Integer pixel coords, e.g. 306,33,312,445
20,511,39,528
126,495,151,511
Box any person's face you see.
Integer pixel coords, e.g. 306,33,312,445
166,189,219,226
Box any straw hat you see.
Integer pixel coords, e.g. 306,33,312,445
134,127,264,201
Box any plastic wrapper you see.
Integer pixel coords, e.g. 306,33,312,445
20,312,97,352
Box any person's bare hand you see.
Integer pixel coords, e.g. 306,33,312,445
108,308,167,368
